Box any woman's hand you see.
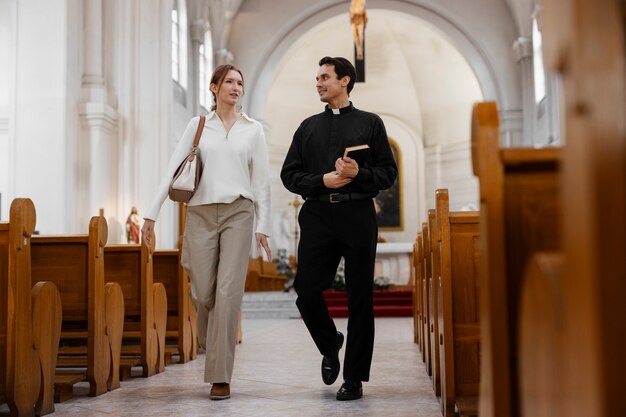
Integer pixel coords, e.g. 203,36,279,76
142,219,156,249
256,233,272,262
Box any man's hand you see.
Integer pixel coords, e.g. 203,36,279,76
141,219,156,249
323,171,353,188
256,233,272,261
335,157,359,178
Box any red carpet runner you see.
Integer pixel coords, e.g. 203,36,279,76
323,290,413,318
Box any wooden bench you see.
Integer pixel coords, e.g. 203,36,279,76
420,221,432,376
435,189,480,417
412,233,422,348
1,198,62,416
427,209,441,397
518,252,563,417
472,101,562,417
31,216,125,401
153,236,198,364
245,257,288,291
104,244,168,377
517,1,626,416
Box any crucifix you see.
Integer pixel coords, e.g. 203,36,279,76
350,0,367,82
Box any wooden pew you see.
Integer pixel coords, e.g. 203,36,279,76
517,1,626,416
519,252,563,417
427,209,441,397
412,233,423,349
421,221,432,376
245,257,288,291
471,102,562,417
1,198,62,416
415,233,425,363
435,189,480,417
104,244,167,378
31,216,125,402
153,237,198,364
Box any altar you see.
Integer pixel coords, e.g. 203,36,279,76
374,242,414,287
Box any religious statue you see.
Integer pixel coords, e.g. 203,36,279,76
350,0,367,60
272,209,294,255
126,206,140,244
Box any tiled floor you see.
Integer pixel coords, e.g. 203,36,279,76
1,317,441,416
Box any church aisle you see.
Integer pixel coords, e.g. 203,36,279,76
1,318,441,417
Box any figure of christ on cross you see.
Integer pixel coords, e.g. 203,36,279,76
350,0,367,60
350,0,367,82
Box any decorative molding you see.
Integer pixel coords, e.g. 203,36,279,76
513,36,533,61
190,18,210,43
499,109,524,146
0,106,8,134
78,101,119,135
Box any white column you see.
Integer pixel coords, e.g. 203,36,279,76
78,0,120,239
512,36,534,146
189,19,208,115
208,0,243,65
82,0,104,94
499,109,524,147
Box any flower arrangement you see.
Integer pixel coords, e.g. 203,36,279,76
332,257,391,291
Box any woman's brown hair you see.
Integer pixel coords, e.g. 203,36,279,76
210,64,244,111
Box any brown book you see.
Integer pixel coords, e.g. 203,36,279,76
343,144,370,166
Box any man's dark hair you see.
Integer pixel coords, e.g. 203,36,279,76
318,56,357,95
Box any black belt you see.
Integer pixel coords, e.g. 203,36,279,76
305,192,372,203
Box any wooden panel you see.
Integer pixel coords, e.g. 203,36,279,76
2,199,40,414
31,241,89,320
436,189,480,417
472,102,562,417
427,209,441,397
0,224,7,398
30,216,111,398
104,246,142,316
421,221,431,376
153,251,179,316
536,1,625,416
104,244,163,377
519,252,564,417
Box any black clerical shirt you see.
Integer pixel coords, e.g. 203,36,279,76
281,102,398,198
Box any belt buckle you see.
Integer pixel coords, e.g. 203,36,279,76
329,193,341,203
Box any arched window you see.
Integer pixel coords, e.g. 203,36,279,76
199,30,213,111
171,0,187,89
532,16,546,104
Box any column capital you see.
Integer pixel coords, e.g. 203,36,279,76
190,19,209,43
215,48,234,65
513,37,533,62
78,102,119,135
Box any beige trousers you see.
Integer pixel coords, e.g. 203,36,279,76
181,198,254,383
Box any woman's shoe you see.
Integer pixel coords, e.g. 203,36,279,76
210,383,230,400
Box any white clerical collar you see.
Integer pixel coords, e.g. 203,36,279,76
331,108,340,115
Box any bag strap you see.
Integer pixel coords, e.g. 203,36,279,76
188,115,206,161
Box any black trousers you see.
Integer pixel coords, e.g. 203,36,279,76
294,198,378,382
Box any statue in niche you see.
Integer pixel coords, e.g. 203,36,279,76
350,0,367,60
126,206,140,244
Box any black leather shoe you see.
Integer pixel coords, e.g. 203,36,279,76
336,380,363,400
321,331,344,385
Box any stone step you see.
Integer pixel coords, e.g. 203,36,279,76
242,290,300,319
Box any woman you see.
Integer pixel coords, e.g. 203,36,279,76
142,64,271,400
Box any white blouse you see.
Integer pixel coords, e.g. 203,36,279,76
145,112,272,236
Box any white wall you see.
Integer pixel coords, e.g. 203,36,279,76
0,0,13,220
12,0,71,233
